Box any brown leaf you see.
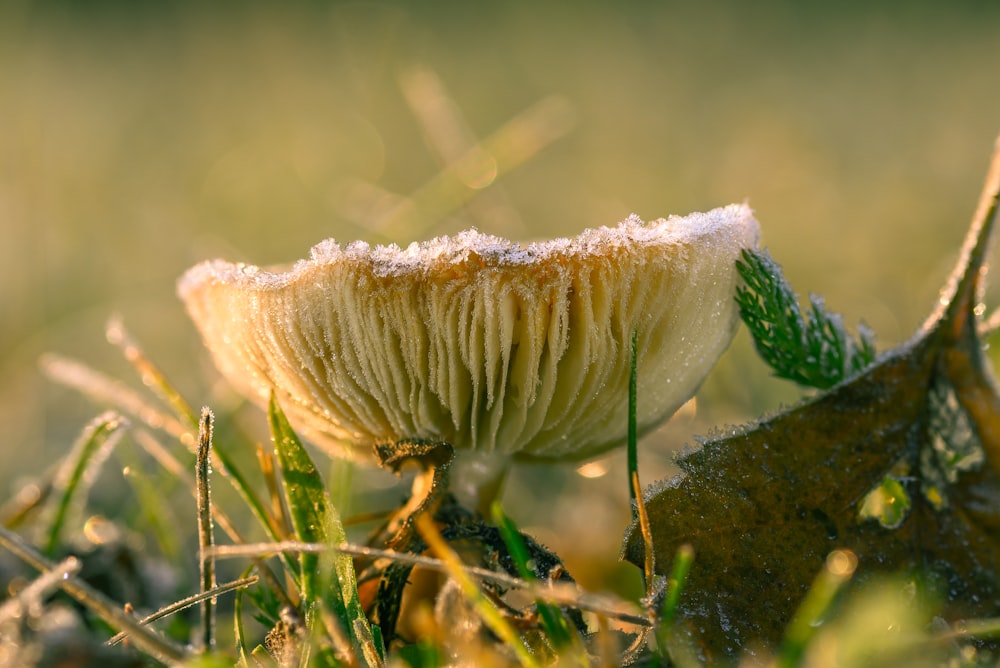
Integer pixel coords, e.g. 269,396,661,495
622,137,1000,660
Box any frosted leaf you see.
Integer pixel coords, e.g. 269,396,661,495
178,204,760,464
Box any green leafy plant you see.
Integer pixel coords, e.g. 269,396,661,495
266,394,382,666
735,247,877,389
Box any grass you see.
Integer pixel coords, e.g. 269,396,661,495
1,330,658,665
4,7,1000,663
4,313,1000,666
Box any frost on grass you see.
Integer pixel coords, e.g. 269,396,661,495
179,205,759,465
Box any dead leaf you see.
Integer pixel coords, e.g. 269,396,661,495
622,137,1000,660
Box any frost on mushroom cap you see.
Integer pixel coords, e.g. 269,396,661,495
178,204,760,464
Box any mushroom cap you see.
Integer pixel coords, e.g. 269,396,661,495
179,204,759,464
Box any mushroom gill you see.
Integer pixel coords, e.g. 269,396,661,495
178,204,760,465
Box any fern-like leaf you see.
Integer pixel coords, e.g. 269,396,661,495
735,248,876,390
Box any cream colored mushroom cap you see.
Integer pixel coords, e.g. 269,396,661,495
179,204,759,464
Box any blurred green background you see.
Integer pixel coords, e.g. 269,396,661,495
2,2,999,590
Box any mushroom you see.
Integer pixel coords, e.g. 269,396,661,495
179,204,759,491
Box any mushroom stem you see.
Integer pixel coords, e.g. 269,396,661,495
473,467,509,518
451,451,511,517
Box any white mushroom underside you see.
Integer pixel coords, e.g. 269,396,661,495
179,204,759,463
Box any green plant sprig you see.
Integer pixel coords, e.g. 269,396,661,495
491,502,576,653
735,248,877,390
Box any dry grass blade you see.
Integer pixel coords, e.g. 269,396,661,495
132,426,297,612
0,525,189,663
934,617,1000,642
415,513,540,668
43,343,274,537
46,333,299,612
0,556,81,622
398,63,526,235
373,93,575,240
106,316,198,426
979,307,1000,338
256,444,294,541
40,353,193,445
107,575,258,647
207,540,650,627
196,407,218,651
0,475,53,530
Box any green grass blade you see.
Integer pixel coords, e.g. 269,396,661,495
234,566,258,668
627,328,657,590
45,348,291,575
212,438,285,542
132,429,300,609
44,411,126,555
776,549,858,668
491,502,573,650
267,393,373,663
120,452,182,560
654,543,695,663
628,329,639,522
369,622,387,666
659,544,694,629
